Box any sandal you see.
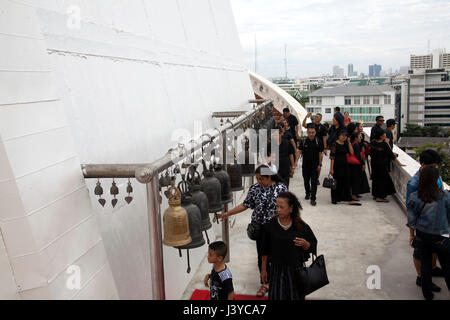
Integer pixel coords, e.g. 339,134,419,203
256,285,268,297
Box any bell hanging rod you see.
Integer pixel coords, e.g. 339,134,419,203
82,100,273,183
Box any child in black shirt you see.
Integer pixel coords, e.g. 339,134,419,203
204,241,235,300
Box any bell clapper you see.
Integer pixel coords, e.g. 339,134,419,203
186,249,191,273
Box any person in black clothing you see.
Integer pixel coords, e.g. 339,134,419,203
281,118,300,167
385,119,396,149
283,107,299,143
329,130,361,206
277,122,295,188
349,132,370,200
370,115,385,141
298,124,323,206
261,191,317,300
218,165,288,297
204,241,234,300
326,112,345,150
370,128,405,202
302,112,328,185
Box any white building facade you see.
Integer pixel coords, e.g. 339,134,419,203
306,85,396,124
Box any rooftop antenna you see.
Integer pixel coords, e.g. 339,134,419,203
284,43,288,80
254,34,258,74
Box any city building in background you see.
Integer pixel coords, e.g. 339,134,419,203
333,65,344,77
410,48,449,70
369,64,382,77
306,85,396,124
400,68,450,130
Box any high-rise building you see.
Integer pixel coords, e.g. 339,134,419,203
401,68,450,129
348,64,354,77
333,65,344,77
410,49,450,70
369,64,382,77
410,54,433,69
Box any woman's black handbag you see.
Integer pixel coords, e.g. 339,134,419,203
247,221,261,241
323,175,337,190
294,254,329,296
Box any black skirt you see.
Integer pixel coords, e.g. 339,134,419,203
350,164,370,195
371,164,395,198
268,263,305,300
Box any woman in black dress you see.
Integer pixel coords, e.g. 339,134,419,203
277,122,295,188
218,165,288,297
260,191,317,300
370,128,405,202
349,132,370,199
329,130,361,206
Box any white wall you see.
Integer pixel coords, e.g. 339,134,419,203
4,0,254,300
0,0,117,299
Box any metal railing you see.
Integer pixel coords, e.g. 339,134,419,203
81,99,274,300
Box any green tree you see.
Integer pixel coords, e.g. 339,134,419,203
414,143,450,185
422,125,444,137
403,123,423,137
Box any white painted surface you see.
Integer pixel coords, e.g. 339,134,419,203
0,0,117,299
0,0,254,300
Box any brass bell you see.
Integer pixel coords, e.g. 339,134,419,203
213,164,232,204
227,162,244,192
176,194,205,250
200,161,224,213
187,167,212,241
162,186,192,247
176,193,206,273
191,181,212,231
238,137,255,177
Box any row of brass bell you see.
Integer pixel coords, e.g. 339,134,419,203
94,179,133,208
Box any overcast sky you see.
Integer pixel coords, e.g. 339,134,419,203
229,0,450,79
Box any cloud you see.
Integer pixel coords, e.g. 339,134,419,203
229,0,450,78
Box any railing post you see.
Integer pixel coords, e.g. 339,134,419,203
146,177,166,300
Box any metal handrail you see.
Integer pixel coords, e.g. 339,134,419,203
80,99,273,300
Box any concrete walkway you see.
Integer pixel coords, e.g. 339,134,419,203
181,157,450,300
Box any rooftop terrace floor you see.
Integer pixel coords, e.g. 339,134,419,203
181,157,450,300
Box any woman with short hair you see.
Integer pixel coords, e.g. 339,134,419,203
370,128,405,202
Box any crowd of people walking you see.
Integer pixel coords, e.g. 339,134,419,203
206,108,449,301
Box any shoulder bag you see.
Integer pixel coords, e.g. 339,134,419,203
294,253,329,296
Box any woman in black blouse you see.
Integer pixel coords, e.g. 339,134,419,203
260,191,317,300
218,165,288,297
370,128,405,202
349,132,370,199
329,130,361,206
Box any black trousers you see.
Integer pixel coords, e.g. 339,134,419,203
416,230,450,299
302,167,318,200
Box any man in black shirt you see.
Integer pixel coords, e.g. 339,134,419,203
283,107,299,143
298,124,324,206
385,119,395,149
370,115,385,141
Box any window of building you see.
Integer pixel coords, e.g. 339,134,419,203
353,107,361,114
373,96,379,104
316,97,322,105
345,96,351,105
363,96,370,104
370,107,380,114
354,96,360,105
361,107,370,114
384,95,391,104
325,108,331,113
